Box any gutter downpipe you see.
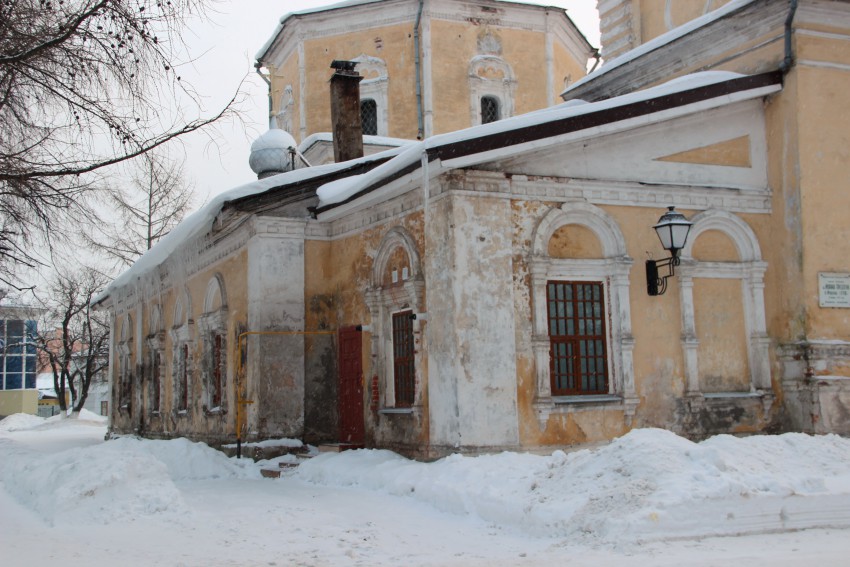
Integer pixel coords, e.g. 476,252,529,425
780,0,798,74
255,63,274,128
414,0,425,140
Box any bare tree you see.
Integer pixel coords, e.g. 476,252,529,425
34,268,110,415
88,152,195,268
0,0,236,287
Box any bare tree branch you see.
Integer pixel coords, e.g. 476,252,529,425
0,0,238,282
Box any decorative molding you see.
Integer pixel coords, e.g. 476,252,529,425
678,209,771,395
468,54,517,125
437,169,772,214
528,202,636,429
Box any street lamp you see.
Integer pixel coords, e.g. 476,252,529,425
646,206,693,296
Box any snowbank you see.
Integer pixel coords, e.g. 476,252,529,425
0,417,259,526
294,429,850,543
0,413,45,432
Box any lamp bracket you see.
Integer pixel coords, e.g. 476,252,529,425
646,254,681,296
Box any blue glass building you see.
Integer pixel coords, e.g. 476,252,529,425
0,307,41,390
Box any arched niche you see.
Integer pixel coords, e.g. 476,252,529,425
677,209,770,398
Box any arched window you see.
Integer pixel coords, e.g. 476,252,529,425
481,96,500,124
361,98,378,136
352,54,388,136
117,315,134,414
169,290,194,414
146,305,165,415
365,227,425,411
199,274,228,415
529,202,636,426
468,55,515,126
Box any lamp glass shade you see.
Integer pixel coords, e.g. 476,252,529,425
653,207,692,252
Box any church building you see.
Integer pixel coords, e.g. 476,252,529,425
98,0,850,458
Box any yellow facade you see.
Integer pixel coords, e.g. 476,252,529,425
259,0,594,142
103,1,850,455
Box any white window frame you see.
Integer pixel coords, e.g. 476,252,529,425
529,202,636,426
353,54,388,137
145,304,165,416
169,291,194,415
468,55,516,126
197,274,228,415
365,227,424,413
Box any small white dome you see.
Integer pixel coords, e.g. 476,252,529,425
249,128,298,178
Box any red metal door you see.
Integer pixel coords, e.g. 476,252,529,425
338,326,364,445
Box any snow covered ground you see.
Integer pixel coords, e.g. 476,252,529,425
2,413,850,566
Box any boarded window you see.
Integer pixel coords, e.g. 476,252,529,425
481,96,500,124
361,98,378,136
547,281,608,395
392,311,415,407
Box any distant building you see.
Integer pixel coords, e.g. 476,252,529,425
0,304,44,417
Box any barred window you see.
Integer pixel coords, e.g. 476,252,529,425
211,333,223,408
481,96,500,124
361,98,378,136
178,344,189,411
547,281,608,395
150,351,161,412
392,310,415,407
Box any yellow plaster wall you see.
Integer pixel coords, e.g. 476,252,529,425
638,0,735,45
693,278,750,393
500,28,549,116
548,224,603,258
514,203,693,446
513,197,782,448
0,389,38,416
270,52,302,134
553,41,586,97
429,21,551,132
300,23,417,139
762,75,805,344
691,230,739,262
428,20,476,132
795,61,850,342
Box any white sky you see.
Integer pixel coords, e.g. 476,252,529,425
175,0,601,203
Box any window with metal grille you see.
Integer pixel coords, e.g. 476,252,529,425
361,98,378,136
392,310,415,407
547,281,608,395
481,96,500,124
178,344,189,411
211,333,223,408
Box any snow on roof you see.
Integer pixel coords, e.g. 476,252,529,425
316,70,753,207
100,145,408,301
298,132,415,154
104,70,777,301
564,0,757,96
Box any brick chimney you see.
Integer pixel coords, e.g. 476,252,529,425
329,60,364,163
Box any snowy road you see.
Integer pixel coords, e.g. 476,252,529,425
1,413,849,566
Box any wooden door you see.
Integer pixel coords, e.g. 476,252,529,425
338,326,365,445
